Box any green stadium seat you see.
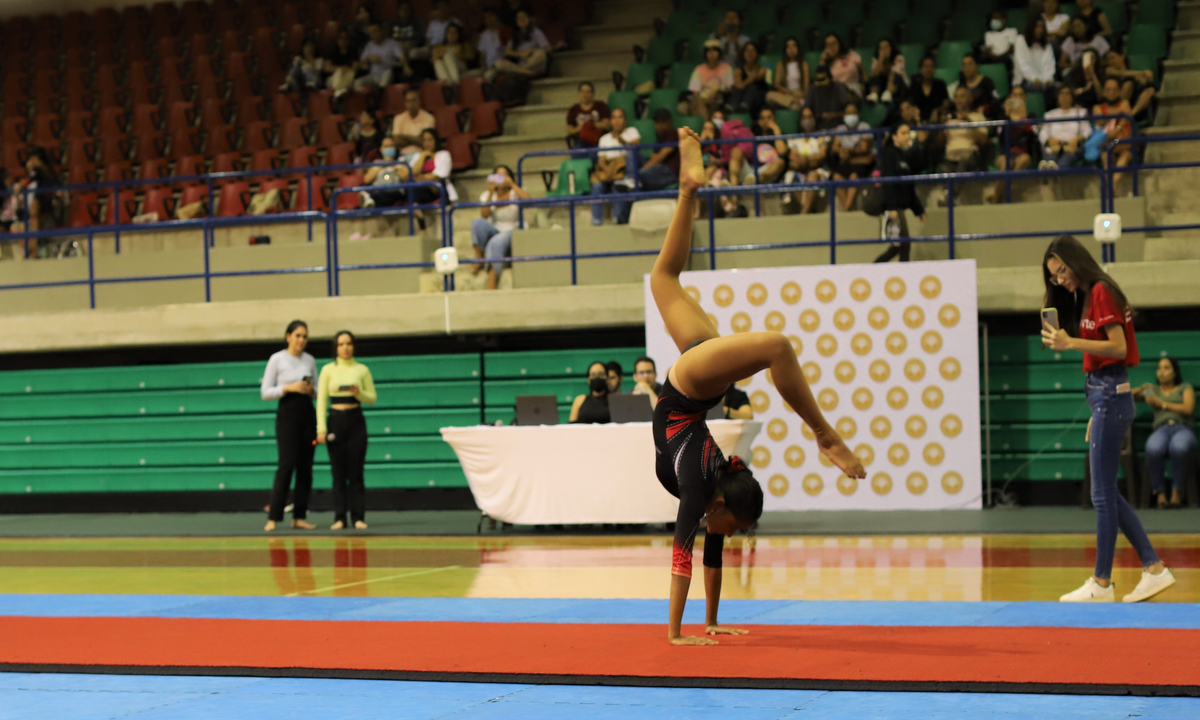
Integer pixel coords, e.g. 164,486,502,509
816,21,854,47
859,103,889,128
728,112,753,128
774,108,799,134
854,47,875,68
992,453,1086,482
860,16,898,49
1129,55,1158,85
485,404,572,425
912,0,952,22
646,35,677,68
624,62,658,94
668,62,699,91
647,88,681,118
675,114,704,132
607,90,639,121
685,33,712,63
980,63,1010,98
1060,3,1079,18
1127,25,1168,61
483,348,646,378
934,68,958,86
546,158,594,197
678,0,713,11
870,2,910,24
484,379,584,406
1023,91,1045,117
781,4,822,30
937,41,973,72
900,44,928,76
665,10,701,40
828,0,865,25
760,55,781,82
1006,8,1029,33
1098,1,1127,35
990,424,1088,453
904,21,940,49
988,392,1089,423
948,12,987,42
1134,0,1174,28
630,118,659,158
745,5,782,39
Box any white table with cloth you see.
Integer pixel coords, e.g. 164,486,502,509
440,420,763,525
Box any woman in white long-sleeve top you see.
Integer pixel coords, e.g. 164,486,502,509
261,320,319,532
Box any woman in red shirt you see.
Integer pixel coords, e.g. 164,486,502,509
1041,235,1175,602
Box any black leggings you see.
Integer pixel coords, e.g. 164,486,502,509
269,394,317,521
327,407,368,523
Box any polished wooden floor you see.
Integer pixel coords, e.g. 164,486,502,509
0,534,1196,602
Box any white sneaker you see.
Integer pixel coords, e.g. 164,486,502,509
1045,159,1058,169
866,92,879,104
1037,160,1048,169
1122,568,1176,603
359,192,375,208
880,90,893,104
1060,577,1115,602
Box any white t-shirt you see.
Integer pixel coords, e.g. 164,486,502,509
985,28,1020,56
479,190,521,232
1044,13,1070,34
597,127,641,160
1061,35,1111,65
477,29,504,68
261,350,317,401
1040,107,1093,146
786,136,826,157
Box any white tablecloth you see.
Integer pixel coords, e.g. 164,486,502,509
440,421,762,525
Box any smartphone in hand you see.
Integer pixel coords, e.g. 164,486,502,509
337,385,354,392
1041,307,1059,347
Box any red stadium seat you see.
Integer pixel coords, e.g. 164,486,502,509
307,90,335,121
249,149,282,175
379,83,411,117
66,161,97,186
2,145,28,177
190,34,216,62
246,6,272,30
285,145,320,173
111,189,138,225
98,108,127,137
279,118,312,150
32,114,62,147
63,67,91,99
210,152,242,187
103,160,135,182
135,133,168,162
273,94,300,123
63,92,94,115
3,117,27,144
316,115,348,149
65,111,94,140
446,132,479,171
206,124,238,155
132,104,163,136
196,76,226,105
221,29,246,55
169,128,202,159
173,154,207,179
434,105,464,139
138,157,171,187
181,0,211,37
168,102,197,132
458,77,490,107
252,27,278,57
468,102,504,138
159,37,182,61
229,73,262,103
161,59,190,88
200,99,231,129
324,142,356,172
312,2,335,28
420,80,448,111
336,172,365,209
284,23,306,54
317,19,338,48
217,181,252,216
237,96,268,126
69,192,103,227
99,135,132,164
193,54,222,83
242,121,275,152
337,90,370,120
32,71,57,100
226,51,253,79
31,96,62,118
150,1,179,38
141,187,177,222
180,184,210,209
255,178,291,211
67,139,97,166
293,174,329,212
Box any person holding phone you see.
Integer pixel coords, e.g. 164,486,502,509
1041,235,1175,602
261,320,319,532
472,165,529,290
317,330,378,530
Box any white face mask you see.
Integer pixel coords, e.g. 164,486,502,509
844,114,859,127
712,118,725,130
990,19,1003,31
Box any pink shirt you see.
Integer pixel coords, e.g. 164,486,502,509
829,51,863,93
688,62,734,93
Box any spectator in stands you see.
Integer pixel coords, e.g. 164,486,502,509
348,110,384,162
753,107,789,184
1135,357,1196,509
909,55,950,123
262,320,318,533
1094,77,1134,185
477,10,506,72
354,22,410,91
569,361,611,423
591,107,639,225
432,23,479,87
492,9,550,78
640,109,681,192
688,39,734,119
1014,17,1057,107
804,65,849,130
866,38,907,105
711,10,750,68
360,136,413,208
318,330,377,530
1040,85,1091,168
783,108,830,214
1105,52,1157,121
391,88,435,154
349,3,375,54
767,37,808,111
19,149,59,254
606,361,624,394
990,95,1039,203
1059,17,1110,72
409,128,459,204
1066,48,1103,112
830,102,874,211
821,33,864,100
630,356,662,405
874,122,926,264
326,30,360,95
729,41,768,116
1076,0,1113,41
939,85,989,173
721,385,753,419
984,11,1020,64
566,81,611,149
425,0,458,47
1041,0,1072,44
499,0,534,30
282,39,326,94
392,2,425,56
472,164,529,291
953,54,1000,119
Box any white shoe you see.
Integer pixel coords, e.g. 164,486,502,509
1060,577,1115,602
1045,159,1058,169
880,90,893,104
359,192,375,208
866,92,879,104
1122,568,1176,602
1037,160,1048,169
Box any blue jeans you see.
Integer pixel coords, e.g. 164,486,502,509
1145,422,1197,495
639,163,677,191
1045,150,1078,168
590,180,631,224
470,217,512,270
1086,366,1160,579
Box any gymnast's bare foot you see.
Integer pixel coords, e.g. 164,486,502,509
818,430,867,479
264,520,276,532
354,520,368,530
677,127,706,196
291,519,316,530
330,520,345,530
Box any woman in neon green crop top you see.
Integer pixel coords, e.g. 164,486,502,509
317,330,377,529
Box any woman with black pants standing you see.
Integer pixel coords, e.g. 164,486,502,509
317,330,377,530
262,320,319,532
1041,235,1175,602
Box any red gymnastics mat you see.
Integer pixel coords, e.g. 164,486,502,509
2,617,1198,696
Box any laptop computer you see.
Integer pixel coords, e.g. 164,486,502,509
514,395,560,425
608,393,654,423
706,403,726,421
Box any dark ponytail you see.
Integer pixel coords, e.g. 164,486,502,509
717,456,763,526
285,320,308,337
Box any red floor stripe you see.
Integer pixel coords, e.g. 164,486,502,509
2,617,1196,687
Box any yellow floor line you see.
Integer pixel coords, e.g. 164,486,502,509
286,566,462,597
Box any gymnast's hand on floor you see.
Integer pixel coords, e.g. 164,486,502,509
670,634,719,646
817,430,867,479
706,625,748,636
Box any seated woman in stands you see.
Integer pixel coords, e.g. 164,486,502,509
569,362,611,423
1093,77,1134,187
431,22,480,87
1135,357,1196,508
472,165,530,290
492,10,550,78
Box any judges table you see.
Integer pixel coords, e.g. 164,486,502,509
440,420,762,525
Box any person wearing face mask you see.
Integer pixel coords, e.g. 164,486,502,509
710,10,750,68
317,330,378,530
830,103,874,211
262,320,319,532
873,123,926,263
569,362,612,423
984,12,1020,63
803,66,849,130
782,108,830,214
360,136,413,209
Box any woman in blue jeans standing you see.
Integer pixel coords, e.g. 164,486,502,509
1135,357,1196,508
1041,235,1175,602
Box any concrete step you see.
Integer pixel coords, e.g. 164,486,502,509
552,49,635,79
529,76,616,106
597,0,675,28
1155,92,1200,125
1179,2,1200,32
502,103,573,136
1161,59,1200,95
476,132,568,170
1170,30,1200,61
575,23,654,53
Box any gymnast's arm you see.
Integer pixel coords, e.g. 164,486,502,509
668,487,717,645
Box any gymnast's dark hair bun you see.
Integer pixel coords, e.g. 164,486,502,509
718,458,764,526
